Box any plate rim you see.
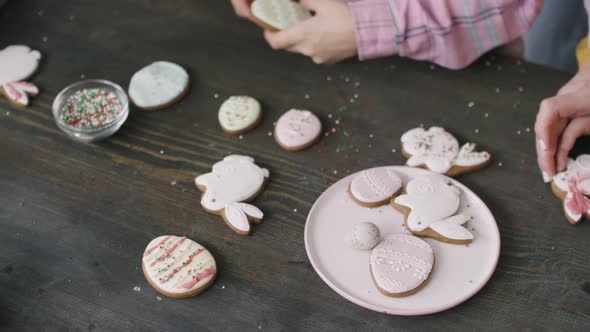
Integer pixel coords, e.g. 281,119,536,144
304,166,501,316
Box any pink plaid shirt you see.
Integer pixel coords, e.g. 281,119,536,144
349,0,543,69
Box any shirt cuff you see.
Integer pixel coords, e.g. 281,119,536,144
349,0,398,61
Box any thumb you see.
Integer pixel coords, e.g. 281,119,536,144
299,0,326,11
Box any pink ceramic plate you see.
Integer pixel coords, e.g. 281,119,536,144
304,166,500,316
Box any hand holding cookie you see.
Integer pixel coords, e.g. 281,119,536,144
257,0,357,64
535,62,590,183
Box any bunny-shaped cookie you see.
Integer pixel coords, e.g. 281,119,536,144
0,45,42,107
195,155,269,235
392,175,473,244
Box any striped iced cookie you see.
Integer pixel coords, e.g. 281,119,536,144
142,235,217,298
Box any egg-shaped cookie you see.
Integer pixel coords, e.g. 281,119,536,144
274,109,321,151
370,234,434,297
218,96,262,135
142,235,217,298
128,61,190,111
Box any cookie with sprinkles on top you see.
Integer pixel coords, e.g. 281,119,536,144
218,96,262,135
128,61,190,111
142,235,217,298
401,126,491,176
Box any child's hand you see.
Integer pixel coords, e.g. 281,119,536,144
231,0,253,18
535,62,590,182
264,0,357,64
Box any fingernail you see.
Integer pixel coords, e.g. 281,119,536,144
542,171,552,183
537,139,547,152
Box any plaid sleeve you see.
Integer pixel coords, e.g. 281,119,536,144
349,0,544,69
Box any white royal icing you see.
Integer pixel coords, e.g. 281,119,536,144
0,45,41,85
370,234,434,294
350,168,402,204
251,0,311,30
142,235,216,295
218,96,261,132
195,155,269,233
394,176,474,241
129,61,189,108
553,155,590,194
401,127,490,174
0,45,41,106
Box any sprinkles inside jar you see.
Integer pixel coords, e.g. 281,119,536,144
59,88,124,128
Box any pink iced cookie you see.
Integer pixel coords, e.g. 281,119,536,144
0,45,41,107
349,168,402,207
274,109,322,151
369,234,434,297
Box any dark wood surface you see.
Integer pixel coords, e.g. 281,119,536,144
1,1,589,331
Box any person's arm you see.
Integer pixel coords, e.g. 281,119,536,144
350,0,543,69
535,51,590,182
534,0,590,182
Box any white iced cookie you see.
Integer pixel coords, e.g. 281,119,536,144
551,154,590,224
349,167,402,207
401,127,491,176
218,96,262,135
370,234,434,297
392,175,474,244
345,222,381,250
195,155,269,235
128,61,190,110
251,0,311,31
142,235,217,298
0,45,41,107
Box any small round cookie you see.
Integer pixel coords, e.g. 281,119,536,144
128,61,190,111
218,96,262,135
250,0,311,31
344,222,381,250
369,234,434,297
142,235,217,298
274,109,322,151
349,168,402,207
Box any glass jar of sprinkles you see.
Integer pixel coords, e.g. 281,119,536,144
52,79,129,142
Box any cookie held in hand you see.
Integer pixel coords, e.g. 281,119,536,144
142,235,217,298
370,234,434,297
401,126,491,176
551,154,590,224
250,0,311,31
128,61,190,111
195,155,269,235
392,175,474,245
0,45,41,108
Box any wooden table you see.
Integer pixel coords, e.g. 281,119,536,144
1,1,589,330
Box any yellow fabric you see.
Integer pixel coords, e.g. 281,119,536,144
577,37,589,68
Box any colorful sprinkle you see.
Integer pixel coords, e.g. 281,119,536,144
59,88,124,129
